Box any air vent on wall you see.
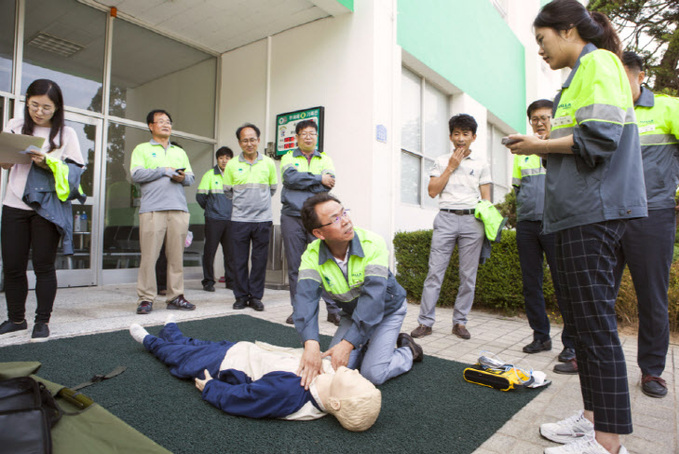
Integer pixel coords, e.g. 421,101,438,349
27,33,84,57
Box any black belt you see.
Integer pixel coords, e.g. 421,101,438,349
440,208,475,215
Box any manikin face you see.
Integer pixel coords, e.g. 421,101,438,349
529,107,552,139
296,126,318,154
317,367,376,400
149,113,172,140
312,200,354,244
27,94,56,128
535,26,572,70
238,127,260,156
449,127,476,153
217,154,231,171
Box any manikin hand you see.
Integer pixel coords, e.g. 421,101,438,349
195,369,213,392
297,340,323,390
322,339,354,371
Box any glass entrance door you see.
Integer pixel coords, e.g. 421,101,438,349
26,112,102,288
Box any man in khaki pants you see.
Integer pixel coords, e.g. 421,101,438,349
130,109,196,314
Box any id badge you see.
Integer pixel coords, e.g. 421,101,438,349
552,116,572,127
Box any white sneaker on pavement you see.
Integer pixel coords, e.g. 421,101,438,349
544,437,628,454
540,410,595,444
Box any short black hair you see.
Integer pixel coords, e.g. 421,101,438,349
236,123,261,141
216,146,233,159
146,109,172,126
301,192,341,235
295,119,318,135
527,99,554,118
448,114,477,135
622,51,644,72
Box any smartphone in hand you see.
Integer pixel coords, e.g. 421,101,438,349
501,136,520,146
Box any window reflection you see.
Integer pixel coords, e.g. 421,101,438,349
22,0,106,111
0,0,14,93
110,20,216,138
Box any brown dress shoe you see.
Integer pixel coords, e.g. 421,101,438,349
452,324,470,340
410,324,432,338
286,314,294,325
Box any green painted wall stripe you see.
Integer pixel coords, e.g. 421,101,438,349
397,0,526,133
336,0,354,12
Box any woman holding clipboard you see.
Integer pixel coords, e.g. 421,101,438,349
0,79,86,340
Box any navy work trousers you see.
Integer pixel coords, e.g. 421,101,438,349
230,221,272,300
516,220,574,348
615,208,674,377
202,219,234,288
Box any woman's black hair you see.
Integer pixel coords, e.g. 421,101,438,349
534,0,621,56
22,79,65,152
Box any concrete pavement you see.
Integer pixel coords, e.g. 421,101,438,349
0,281,675,453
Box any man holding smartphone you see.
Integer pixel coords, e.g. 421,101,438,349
130,109,196,315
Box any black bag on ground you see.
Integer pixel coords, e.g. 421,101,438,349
0,376,62,454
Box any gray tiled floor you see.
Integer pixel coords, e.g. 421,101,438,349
0,281,675,453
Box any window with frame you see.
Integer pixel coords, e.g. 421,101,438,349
487,122,511,202
400,67,449,208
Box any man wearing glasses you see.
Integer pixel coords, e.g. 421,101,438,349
280,120,341,327
131,109,196,315
511,100,576,373
293,193,423,387
224,123,278,311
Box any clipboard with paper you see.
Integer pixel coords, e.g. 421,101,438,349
0,131,46,164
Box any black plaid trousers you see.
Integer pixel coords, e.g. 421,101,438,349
555,220,632,435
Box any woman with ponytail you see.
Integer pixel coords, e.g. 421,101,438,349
505,1,645,453
0,79,86,341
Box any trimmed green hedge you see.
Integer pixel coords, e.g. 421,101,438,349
393,229,557,314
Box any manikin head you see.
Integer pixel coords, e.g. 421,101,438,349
314,366,382,431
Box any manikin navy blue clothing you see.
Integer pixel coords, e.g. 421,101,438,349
142,322,326,420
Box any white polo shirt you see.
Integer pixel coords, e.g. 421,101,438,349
430,152,491,210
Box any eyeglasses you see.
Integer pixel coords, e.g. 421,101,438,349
28,102,55,115
153,120,172,126
529,115,551,125
298,132,317,138
240,138,259,144
317,209,351,228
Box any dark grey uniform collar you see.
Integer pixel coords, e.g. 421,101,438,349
292,148,322,159
636,86,655,108
562,42,598,89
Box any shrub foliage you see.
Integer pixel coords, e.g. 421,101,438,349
393,229,679,332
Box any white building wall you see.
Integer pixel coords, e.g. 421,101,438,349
219,0,399,244
217,0,565,254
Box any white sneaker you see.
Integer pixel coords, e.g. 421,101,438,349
544,437,628,454
540,410,595,444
